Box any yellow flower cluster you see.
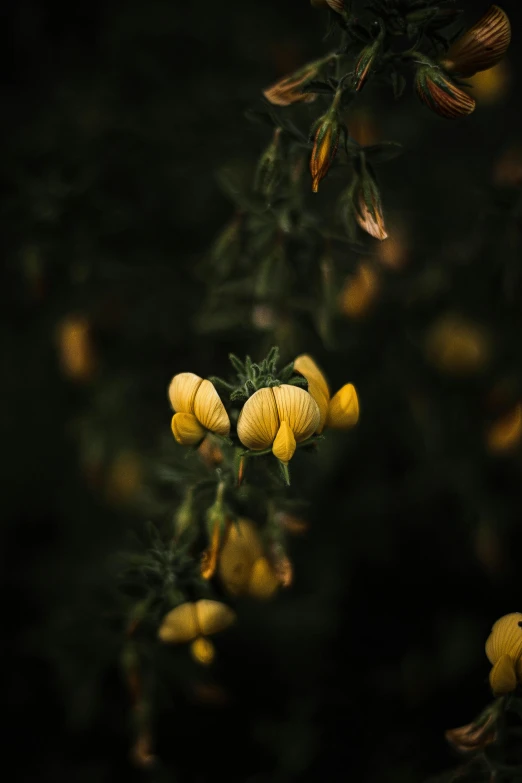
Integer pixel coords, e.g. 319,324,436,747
168,355,359,464
218,519,280,600
485,612,522,695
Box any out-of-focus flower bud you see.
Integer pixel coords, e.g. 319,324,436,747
190,637,215,666
440,5,511,78
106,450,143,506
355,173,387,240
486,402,522,454
159,600,235,667
247,557,280,600
57,315,97,381
338,261,380,318
446,709,498,754
255,128,283,199
416,64,475,119
425,314,491,375
353,34,383,91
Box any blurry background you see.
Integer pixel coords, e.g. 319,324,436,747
3,1,522,781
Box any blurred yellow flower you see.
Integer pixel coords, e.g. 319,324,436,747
218,519,281,600
57,315,97,381
486,402,522,454
485,613,522,695
294,354,359,432
158,600,236,666
105,450,143,506
169,373,230,446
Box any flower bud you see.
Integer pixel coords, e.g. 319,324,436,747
263,60,323,107
255,128,283,198
353,38,382,91
416,65,475,119
425,315,491,375
171,412,206,445
338,261,380,319
57,315,97,381
355,174,387,240
440,5,511,78
310,104,341,192
326,384,359,429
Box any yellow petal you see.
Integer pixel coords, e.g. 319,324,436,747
425,315,491,375
293,354,330,400
247,557,280,600
485,612,522,663
237,387,280,450
272,421,297,463
326,384,359,429
486,402,522,453
168,372,203,413
307,379,329,434
190,637,215,666
218,519,263,596
194,599,236,637
442,5,511,78
158,603,198,643
489,653,517,695
272,384,320,442
193,379,230,436
171,412,206,446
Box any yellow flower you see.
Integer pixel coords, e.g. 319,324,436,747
293,354,359,432
57,315,97,381
218,519,281,600
485,613,522,695
168,372,230,446
237,384,320,463
440,5,511,78
158,599,236,666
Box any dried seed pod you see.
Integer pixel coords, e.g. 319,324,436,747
248,557,280,600
171,412,206,446
441,5,511,78
272,420,297,463
158,603,199,643
193,379,230,436
168,372,203,413
237,387,280,450
416,66,475,119
327,384,359,429
195,599,236,637
272,384,320,442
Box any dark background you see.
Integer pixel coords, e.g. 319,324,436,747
2,1,522,781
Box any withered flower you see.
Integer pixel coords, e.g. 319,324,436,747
441,5,511,78
355,174,387,240
445,710,498,754
263,59,325,107
416,65,475,119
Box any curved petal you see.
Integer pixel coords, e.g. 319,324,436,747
158,603,198,643
168,372,203,413
171,412,206,445
272,420,297,463
237,388,280,450
272,384,320,442
193,379,230,436
326,384,360,429
293,354,330,400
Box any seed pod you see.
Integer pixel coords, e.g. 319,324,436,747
190,637,215,666
272,420,297,463
326,384,360,429
237,387,280,450
416,65,475,119
193,379,230,436
158,602,199,643
272,384,320,442
195,599,236,637
248,557,280,600
169,372,203,413
441,5,511,78
171,412,206,445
